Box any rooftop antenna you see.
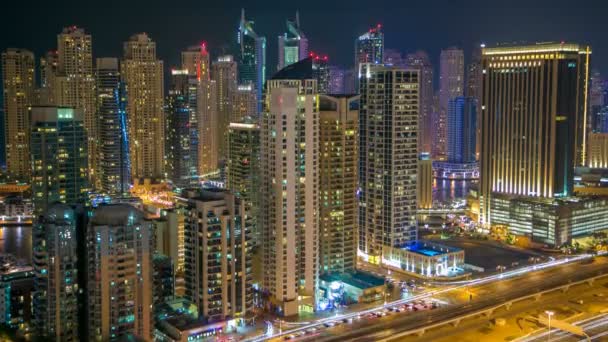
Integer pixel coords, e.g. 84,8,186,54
241,8,245,23
296,10,300,27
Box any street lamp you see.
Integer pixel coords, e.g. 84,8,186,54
545,310,554,342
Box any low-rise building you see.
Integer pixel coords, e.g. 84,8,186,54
381,241,465,278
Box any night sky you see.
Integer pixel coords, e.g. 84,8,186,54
1,0,607,85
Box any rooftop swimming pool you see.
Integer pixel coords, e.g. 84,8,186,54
415,249,442,257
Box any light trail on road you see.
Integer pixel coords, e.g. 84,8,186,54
242,254,594,342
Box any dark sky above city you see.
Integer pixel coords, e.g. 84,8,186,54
1,0,607,82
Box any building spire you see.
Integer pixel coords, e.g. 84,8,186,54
241,8,245,23
296,10,300,27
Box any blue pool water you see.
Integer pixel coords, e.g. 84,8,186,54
416,249,441,256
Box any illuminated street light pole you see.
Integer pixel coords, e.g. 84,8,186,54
545,310,554,342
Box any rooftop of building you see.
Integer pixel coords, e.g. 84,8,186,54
271,57,313,80
90,203,145,226
320,270,385,289
482,42,591,55
401,240,462,256
492,192,608,207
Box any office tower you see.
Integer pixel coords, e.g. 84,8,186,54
588,133,608,168
354,24,383,74
155,208,185,273
122,33,165,181
447,97,477,163
328,65,345,94
319,94,358,274
30,106,89,214
227,119,260,244
310,52,330,94
96,58,130,195
55,27,97,183
277,12,308,70
38,50,59,106
87,204,154,341
467,46,483,160
232,84,257,123
1,49,35,181
479,43,592,225
590,70,606,133
180,46,205,179
0,109,4,168
32,204,79,341
384,48,404,66
594,106,608,133
183,189,252,322
358,64,419,263
181,44,206,79
417,153,433,209
237,9,266,114
405,51,434,154
261,58,319,316
165,70,196,189
211,55,237,162
436,47,464,159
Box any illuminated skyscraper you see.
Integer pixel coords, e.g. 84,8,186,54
435,47,464,159
328,65,345,94
96,58,130,195
479,43,592,225
237,8,266,114
38,50,58,106
227,119,260,244
384,48,404,66
319,94,358,274
87,204,154,341
358,64,419,263
32,204,80,341
55,27,97,184
417,153,433,209
231,84,257,123
182,189,252,322
165,70,196,189
310,52,330,94
588,133,608,168
354,25,383,73
211,55,237,162
198,49,219,175
406,51,434,154
447,97,477,164
261,59,319,315
30,106,89,214
1,48,35,181
121,33,165,181
277,12,308,70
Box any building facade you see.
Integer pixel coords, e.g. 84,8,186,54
226,120,260,244
30,106,89,214
447,97,477,164
87,204,154,341
211,55,238,163
183,190,252,322
32,204,80,341
417,153,433,209
261,59,319,316
318,94,358,274
96,58,130,195
231,84,257,123
588,133,608,168
405,51,434,154
480,43,592,225
358,64,419,264
2,49,35,181
122,33,165,181
354,25,384,72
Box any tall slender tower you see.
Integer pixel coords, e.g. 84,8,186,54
436,47,464,160
238,9,266,114
261,58,319,316
32,204,80,341
479,43,591,225
96,58,130,195
354,25,384,72
38,50,59,106
30,106,89,214
319,94,359,274
1,49,35,181
55,27,97,184
211,55,237,162
277,12,308,70
406,51,434,154
121,33,165,181
87,204,154,341
447,97,477,164
165,70,196,189
358,64,419,263
195,44,219,175
231,84,257,123
183,189,252,322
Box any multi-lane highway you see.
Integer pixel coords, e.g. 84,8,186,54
242,254,602,342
